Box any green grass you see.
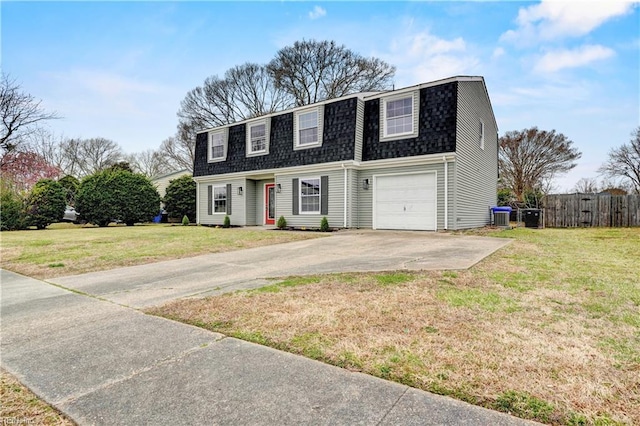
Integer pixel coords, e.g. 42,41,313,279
494,390,557,424
0,223,322,279
151,227,640,425
436,286,520,312
250,276,323,294
375,272,414,286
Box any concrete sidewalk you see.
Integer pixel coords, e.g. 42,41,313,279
1,269,538,425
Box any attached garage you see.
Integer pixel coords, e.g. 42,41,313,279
373,172,437,231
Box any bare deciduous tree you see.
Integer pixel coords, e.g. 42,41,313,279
573,177,599,194
177,40,396,140
59,137,123,177
125,149,171,178
267,39,396,106
24,127,69,172
499,127,581,201
1,74,59,154
599,127,640,194
157,136,195,173
177,63,291,139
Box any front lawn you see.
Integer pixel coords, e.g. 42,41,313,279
0,223,323,279
149,227,640,425
0,370,74,425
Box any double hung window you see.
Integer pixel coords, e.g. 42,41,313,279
208,130,227,161
247,119,269,156
381,92,418,140
213,186,226,213
294,107,322,149
300,178,320,214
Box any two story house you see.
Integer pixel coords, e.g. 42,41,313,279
192,76,497,231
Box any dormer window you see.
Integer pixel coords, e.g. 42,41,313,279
246,119,270,157
208,129,228,162
380,92,419,141
294,106,323,150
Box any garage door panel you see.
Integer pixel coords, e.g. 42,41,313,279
374,173,436,231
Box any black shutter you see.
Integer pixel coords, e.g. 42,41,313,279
207,185,212,215
226,184,232,215
320,175,328,215
292,178,299,215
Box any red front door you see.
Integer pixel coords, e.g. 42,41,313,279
265,183,275,225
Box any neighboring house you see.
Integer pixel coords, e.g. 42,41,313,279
192,76,498,231
152,169,192,206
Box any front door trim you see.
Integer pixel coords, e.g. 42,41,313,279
265,183,276,225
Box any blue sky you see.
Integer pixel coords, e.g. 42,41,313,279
2,1,639,191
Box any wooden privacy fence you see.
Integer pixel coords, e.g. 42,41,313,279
543,194,640,227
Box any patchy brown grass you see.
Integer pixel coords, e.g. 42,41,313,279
149,228,640,425
0,223,323,279
0,370,75,425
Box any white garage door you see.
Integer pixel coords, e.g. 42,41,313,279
374,173,436,231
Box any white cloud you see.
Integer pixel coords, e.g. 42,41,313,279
501,0,636,45
308,6,326,20
534,44,615,72
383,28,479,86
492,47,505,59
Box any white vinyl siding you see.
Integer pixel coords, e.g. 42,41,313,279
197,179,245,226
454,81,498,229
246,119,270,157
293,106,324,150
276,169,344,228
208,129,228,162
380,92,419,141
245,180,257,226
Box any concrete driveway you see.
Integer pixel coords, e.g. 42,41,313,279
49,230,511,309
1,231,535,426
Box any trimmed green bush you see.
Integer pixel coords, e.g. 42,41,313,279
181,215,190,226
163,175,196,222
223,215,231,228
0,189,26,231
277,215,287,229
320,216,329,232
77,169,161,227
25,179,66,229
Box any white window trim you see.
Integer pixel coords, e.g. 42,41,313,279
299,176,321,215
293,106,323,150
246,118,270,157
380,91,419,141
212,185,227,214
479,120,485,150
208,129,228,162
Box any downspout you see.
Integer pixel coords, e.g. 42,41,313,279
342,163,348,228
195,181,200,225
443,156,448,230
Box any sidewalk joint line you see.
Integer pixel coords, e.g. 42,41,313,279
53,342,220,407
376,386,409,426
